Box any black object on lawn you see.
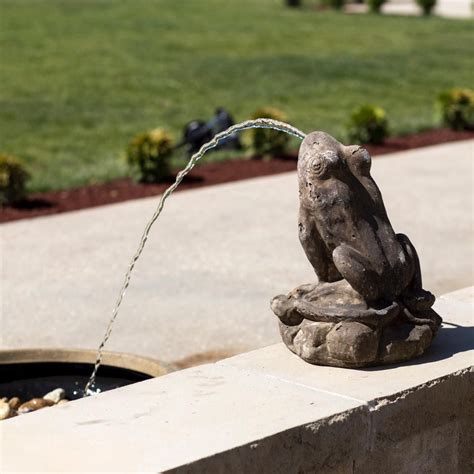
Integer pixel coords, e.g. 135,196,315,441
177,107,241,157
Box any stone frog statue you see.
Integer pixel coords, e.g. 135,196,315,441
272,131,442,367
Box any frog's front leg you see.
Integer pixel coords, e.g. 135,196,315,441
298,206,341,283
332,244,383,303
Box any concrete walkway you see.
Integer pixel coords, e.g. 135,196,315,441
1,140,473,364
347,0,473,18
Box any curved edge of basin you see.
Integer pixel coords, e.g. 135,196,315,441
0,348,174,377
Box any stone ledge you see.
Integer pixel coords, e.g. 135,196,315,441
1,287,473,473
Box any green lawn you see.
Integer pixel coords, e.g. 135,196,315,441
1,0,473,192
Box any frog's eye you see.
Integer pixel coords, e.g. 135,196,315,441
358,149,372,174
310,155,327,178
310,151,339,179
350,147,371,174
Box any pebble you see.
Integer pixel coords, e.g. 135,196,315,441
0,401,11,420
8,397,21,410
18,398,54,414
0,387,68,420
43,388,66,404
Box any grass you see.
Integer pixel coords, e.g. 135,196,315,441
0,0,473,192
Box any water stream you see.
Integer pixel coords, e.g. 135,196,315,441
84,119,306,395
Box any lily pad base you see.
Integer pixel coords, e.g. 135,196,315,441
271,280,442,368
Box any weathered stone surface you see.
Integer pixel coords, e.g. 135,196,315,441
272,132,442,367
326,322,379,364
379,322,433,363
0,287,471,473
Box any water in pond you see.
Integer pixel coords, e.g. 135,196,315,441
1,362,151,400
84,119,306,395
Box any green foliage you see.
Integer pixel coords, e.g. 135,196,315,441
0,153,29,205
347,105,389,144
415,0,437,15
1,1,473,192
126,129,174,182
437,88,474,131
245,107,290,157
321,0,346,10
366,0,387,13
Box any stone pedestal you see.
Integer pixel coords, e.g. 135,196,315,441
272,280,442,368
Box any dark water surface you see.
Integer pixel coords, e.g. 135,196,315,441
0,362,151,399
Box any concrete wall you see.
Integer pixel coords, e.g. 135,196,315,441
1,287,473,473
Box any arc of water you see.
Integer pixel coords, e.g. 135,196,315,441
84,118,306,395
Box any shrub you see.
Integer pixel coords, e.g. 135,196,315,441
245,107,290,157
366,0,386,13
0,153,29,205
126,128,174,182
415,0,436,15
437,88,474,131
347,105,389,144
321,0,346,10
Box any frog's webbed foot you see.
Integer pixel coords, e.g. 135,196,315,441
401,289,435,311
399,301,442,332
399,285,440,333
332,244,382,303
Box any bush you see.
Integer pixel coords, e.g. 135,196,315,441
347,105,389,144
245,107,290,157
366,0,386,13
126,128,174,182
0,153,29,205
415,0,436,15
437,88,474,131
321,0,346,10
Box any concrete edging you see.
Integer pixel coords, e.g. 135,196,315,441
1,287,473,473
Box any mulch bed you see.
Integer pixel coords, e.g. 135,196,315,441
1,127,473,223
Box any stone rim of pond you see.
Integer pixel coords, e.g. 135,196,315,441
0,348,175,410
0,347,173,377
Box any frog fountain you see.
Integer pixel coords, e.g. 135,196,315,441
0,119,443,418
84,120,442,394
271,131,442,367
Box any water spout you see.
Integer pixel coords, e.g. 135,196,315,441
84,119,306,395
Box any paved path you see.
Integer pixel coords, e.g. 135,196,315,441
1,140,473,364
347,0,473,18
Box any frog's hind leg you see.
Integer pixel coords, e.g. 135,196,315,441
396,234,441,329
396,233,422,290
332,244,382,303
397,233,435,309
